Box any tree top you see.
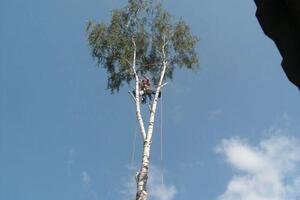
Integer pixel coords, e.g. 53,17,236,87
86,0,199,93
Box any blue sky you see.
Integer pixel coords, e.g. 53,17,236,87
1,0,300,200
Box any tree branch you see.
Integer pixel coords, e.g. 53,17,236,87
132,37,147,141
128,91,136,103
146,38,168,140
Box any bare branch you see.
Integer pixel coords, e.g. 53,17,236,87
161,82,168,88
132,37,147,141
128,91,136,103
146,39,168,140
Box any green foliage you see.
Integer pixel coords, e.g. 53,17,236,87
86,0,199,93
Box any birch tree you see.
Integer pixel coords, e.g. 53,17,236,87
86,1,199,199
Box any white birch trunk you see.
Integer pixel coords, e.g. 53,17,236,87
135,41,168,200
132,38,147,140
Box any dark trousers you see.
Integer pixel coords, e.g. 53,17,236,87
132,89,161,104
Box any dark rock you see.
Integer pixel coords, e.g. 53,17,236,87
255,0,300,90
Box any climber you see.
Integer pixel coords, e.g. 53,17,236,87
141,75,156,103
132,75,161,104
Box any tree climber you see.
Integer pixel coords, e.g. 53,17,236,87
141,75,154,103
132,75,161,104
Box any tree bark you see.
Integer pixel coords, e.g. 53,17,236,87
132,38,147,140
135,41,168,200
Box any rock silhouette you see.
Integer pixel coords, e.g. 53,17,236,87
255,0,300,90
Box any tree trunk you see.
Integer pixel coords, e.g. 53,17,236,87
132,38,147,140
136,139,151,200
135,42,168,200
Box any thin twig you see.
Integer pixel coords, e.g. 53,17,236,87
128,91,137,103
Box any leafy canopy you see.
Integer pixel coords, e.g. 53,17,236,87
86,0,199,93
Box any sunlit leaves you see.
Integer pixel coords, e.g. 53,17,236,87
171,19,199,69
86,0,199,93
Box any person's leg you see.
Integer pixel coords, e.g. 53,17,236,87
146,90,152,101
141,94,146,104
152,90,161,98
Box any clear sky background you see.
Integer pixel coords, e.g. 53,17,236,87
1,0,300,200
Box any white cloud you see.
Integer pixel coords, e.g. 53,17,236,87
122,165,177,200
208,109,223,119
216,135,300,200
81,171,99,200
149,167,177,200
82,171,91,187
